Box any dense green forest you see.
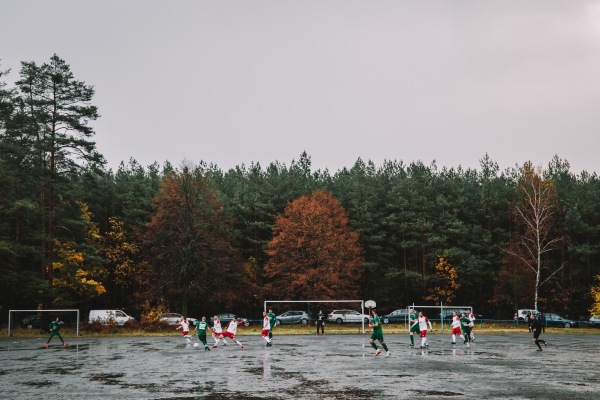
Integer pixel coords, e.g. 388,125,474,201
2,55,599,323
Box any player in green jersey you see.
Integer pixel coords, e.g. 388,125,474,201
195,316,212,351
408,308,419,347
45,317,66,348
369,309,390,357
459,313,472,347
267,309,276,340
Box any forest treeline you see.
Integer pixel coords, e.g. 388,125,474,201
1,55,600,322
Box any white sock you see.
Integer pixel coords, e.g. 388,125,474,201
263,336,269,343
421,338,425,347
236,340,243,347
214,338,221,346
452,334,456,342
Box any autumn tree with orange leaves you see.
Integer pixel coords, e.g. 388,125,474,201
264,189,364,300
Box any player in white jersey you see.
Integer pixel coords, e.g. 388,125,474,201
410,311,433,348
176,316,191,343
468,309,476,341
450,311,461,345
210,315,228,348
221,316,246,350
261,311,272,347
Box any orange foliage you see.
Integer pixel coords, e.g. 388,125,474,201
264,189,364,300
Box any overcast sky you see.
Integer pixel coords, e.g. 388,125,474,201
2,0,600,174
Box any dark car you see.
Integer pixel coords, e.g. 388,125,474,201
589,315,600,327
21,314,43,329
382,309,411,324
275,311,310,325
543,312,577,328
440,309,483,323
215,313,250,326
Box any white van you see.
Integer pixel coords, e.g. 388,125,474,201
89,310,135,326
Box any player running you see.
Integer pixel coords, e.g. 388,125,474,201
529,313,547,351
195,316,212,351
211,315,228,348
369,309,390,357
408,308,420,347
261,311,273,347
221,316,246,350
451,311,461,345
176,316,191,343
411,311,433,348
45,317,67,348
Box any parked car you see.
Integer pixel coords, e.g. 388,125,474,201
514,309,538,321
382,309,411,324
215,313,250,326
589,315,600,327
89,309,135,326
328,309,370,324
21,314,43,329
275,311,310,325
543,312,577,328
159,313,198,327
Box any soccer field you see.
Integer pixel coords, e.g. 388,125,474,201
1,333,598,399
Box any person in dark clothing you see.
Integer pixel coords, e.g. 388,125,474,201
529,313,547,351
316,310,326,335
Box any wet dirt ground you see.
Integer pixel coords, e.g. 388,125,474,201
1,332,598,399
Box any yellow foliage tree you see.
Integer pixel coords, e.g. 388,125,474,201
590,275,600,315
425,257,460,305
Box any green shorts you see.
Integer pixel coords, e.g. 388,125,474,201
409,324,420,333
370,331,384,342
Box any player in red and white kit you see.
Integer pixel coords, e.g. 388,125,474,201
221,316,246,350
211,315,228,348
450,311,461,345
410,311,433,348
176,316,191,343
261,311,272,347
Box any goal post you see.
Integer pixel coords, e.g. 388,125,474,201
263,300,367,333
8,309,80,337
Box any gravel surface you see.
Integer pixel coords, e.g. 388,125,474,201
1,332,599,399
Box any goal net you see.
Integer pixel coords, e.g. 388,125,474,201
8,309,80,337
263,300,368,333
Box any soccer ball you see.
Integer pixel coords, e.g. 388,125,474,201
193,343,200,348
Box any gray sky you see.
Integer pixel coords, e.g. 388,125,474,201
2,0,600,174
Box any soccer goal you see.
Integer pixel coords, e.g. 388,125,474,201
8,309,80,337
264,300,368,333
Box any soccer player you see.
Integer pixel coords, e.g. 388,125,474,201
267,308,276,341
369,309,390,357
529,313,547,351
176,316,191,343
460,312,472,347
45,317,66,348
222,316,246,350
408,308,420,347
450,311,461,345
195,316,212,351
211,315,228,348
316,310,326,335
261,311,273,347
411,311,433,348
468,308,476,341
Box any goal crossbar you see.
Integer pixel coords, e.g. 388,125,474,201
8,309,80,337
264,300,366,333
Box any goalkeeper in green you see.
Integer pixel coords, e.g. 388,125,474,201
46,317,66,348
